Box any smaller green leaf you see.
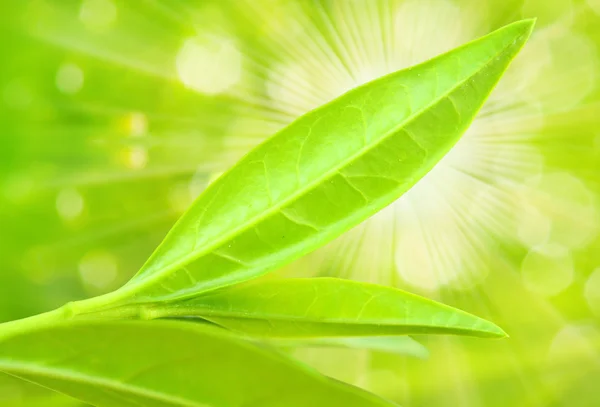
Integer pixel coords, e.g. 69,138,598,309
140,278,506,338
0,320,397,407
0,372,84,407
271,336,429,359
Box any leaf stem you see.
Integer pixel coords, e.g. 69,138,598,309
0,286,140,340
0,306,70,340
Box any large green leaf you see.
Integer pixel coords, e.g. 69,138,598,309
135,278,506,338
74,20,534,311
0,372,84,407
0,320,397,407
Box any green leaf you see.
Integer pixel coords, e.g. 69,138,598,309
0,372,84,407
76,20,535,311
141,278,506,339
271,336,430,359
0,320,397,407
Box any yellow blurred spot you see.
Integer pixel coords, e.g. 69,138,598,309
189,168,209,199
56,188,84,221
176,36,242,95
548,324,599,365
79,0,117,30
587,0,600,15
521,243,573,296
122,146,148,169
78,250,118,289
516,203,552,247
56,63,84,94
395,222,440,291
168,182,194,213
533,172,599,249
125,112,148,137
584,268,600,317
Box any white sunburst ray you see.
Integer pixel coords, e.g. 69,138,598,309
227,101,297,127
318,222,370,280
448,134,544,184
277,218,368,281
241,2,355,95
228,83,317,122
363,0,398,78
321,2,372,85
289,2,363,87
311,1,373,85
352,210,398,284
335,225,372,281
166,2,340,111
379,0,397,73
236,41,342,108
373,204,403,284
481,147,543,183
435,174,511,292
396,189,447,290
333,0,390,82
390,0,479,68
418,167,498,290
447,167,521,240
477,94,544,121
473,110,545,138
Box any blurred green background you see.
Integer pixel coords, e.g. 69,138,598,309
1,0,600,406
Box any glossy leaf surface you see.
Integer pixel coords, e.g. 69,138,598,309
0,320,397,407
150,278,506,338
89,20,534,307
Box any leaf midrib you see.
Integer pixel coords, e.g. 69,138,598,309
129,32,524,294
162,307,490,332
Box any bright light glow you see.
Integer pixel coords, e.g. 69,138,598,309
584,268,600,317
587,0,600,16
220,0,600,291
169,181,194,213
516,203,552,247
548,324,599,363
56,188,84,220
56,63,84,94
79,0,117,31
521,243,573,296
125,112,148,137
122,146,148,169
78,250,118,289
522,172,600,249
176,36,242,95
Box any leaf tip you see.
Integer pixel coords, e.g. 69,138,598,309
508,18,536,41
483,320,509,339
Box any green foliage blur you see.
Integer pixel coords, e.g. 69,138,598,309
1,0,600,406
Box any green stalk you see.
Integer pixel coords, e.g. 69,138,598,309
0,306,70,340
0,288,140,340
